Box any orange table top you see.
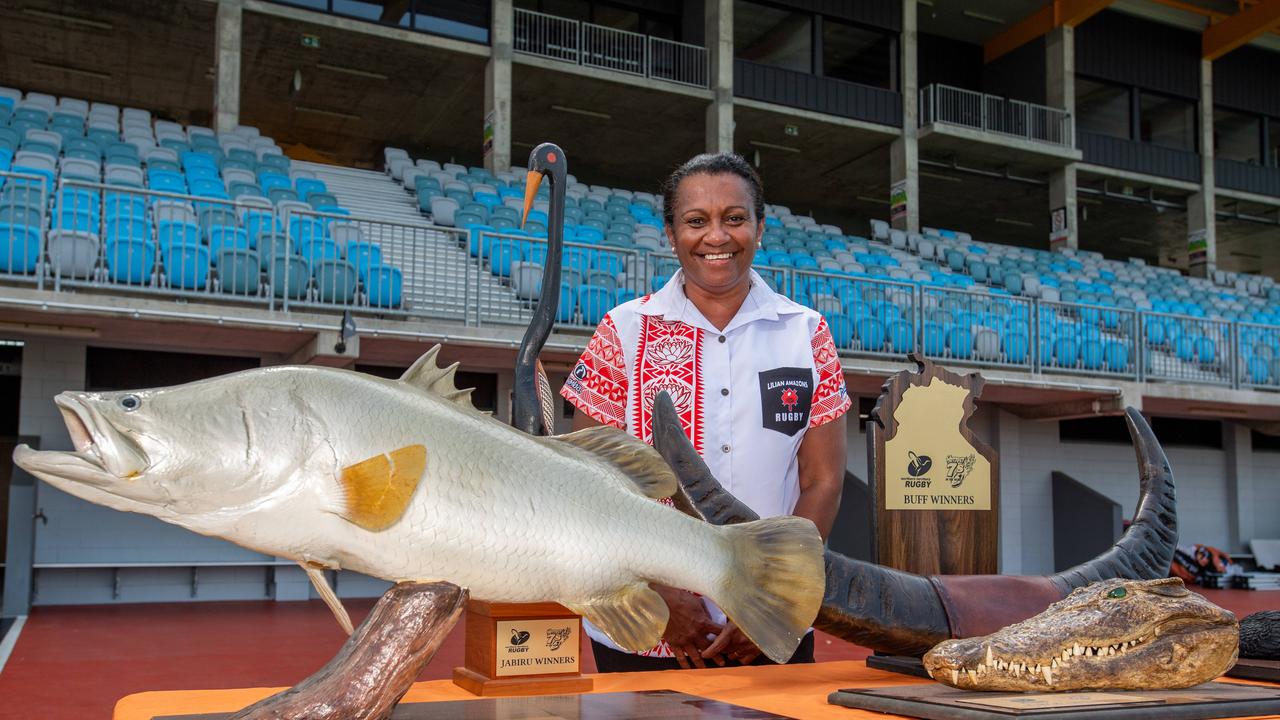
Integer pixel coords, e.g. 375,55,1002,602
114,660,1280,720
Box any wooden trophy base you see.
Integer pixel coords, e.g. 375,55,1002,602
451,666,594,697
451,600,594,697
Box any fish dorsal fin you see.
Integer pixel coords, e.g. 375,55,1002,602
546,426,677,500
400,345,476,408
303,562,354,635
337,445,427,531
563,582,669,653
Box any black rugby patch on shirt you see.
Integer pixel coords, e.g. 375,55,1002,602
759,367,812,437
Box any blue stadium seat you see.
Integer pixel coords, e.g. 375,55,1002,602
1103,341,1128,372
0,222,41,273
163,242,211,290
105,194,147,222
856,317,885,352
577,285,613,326
364,264,402,308
269,255,310,299
106,217,149,245
1053,336,1080,368
289,216,328,244
104,238,156,284
209,227,250,263
217,249,260,295
301,238,341,266
488,238,520,277
347,241,382,282
1003,331,1029,364
295,178,328,200
824,314,854,350
946,326,973,359
313,258,357,304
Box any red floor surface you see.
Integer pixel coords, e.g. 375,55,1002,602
0,589,1270,720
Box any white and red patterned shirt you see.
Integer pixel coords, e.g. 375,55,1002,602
561,269,850,656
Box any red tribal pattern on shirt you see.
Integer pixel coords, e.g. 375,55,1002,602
630,316,704,454
809,317,851,428
563,315,627,429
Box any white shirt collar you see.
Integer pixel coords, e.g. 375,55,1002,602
637,268,806,333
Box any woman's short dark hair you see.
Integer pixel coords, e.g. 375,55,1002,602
660,153,765,228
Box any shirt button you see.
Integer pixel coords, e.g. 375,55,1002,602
720,388,729,396
717,335,726,344
721,444,731,453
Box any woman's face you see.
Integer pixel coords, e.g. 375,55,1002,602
667,172,762,298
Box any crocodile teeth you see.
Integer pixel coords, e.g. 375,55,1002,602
967,670,978,684
986,646,994,666
1074,644,1084,656
1043,665,1054,685
1051,658,1059,669
951,669,959,684
1062,649,1071,662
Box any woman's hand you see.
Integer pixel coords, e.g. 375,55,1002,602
654,584,724,669
702,621,762,666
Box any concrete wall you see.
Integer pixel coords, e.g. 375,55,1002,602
1006,415,1229,574
1248,448,1280,544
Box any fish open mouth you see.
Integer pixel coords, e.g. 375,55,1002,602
58,395,100,458
49,392,147,478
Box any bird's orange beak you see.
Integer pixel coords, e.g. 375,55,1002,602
521,170,542,228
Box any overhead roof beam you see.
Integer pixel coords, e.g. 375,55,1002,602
1203,0,1280,60
984,0,1115,64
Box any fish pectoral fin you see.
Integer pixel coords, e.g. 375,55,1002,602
564,583,670,654
545,427,677,500
304,563,354,636
337,444,426,531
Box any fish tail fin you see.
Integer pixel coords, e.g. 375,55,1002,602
714,517,825,664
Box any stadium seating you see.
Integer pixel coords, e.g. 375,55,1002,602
0,86,446,308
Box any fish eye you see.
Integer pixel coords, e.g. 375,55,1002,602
119,394,142,412
1107,587,1128,599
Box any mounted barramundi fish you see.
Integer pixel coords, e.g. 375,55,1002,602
11,346,825,664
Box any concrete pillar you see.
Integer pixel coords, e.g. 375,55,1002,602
889,0,919,233
1224,423,1255,553
994,410,1023,574
5,340,87,616
1188,58,1217,278
213,0,244,134
704,0,734,154
1046,26,1078,252
484,0,514,174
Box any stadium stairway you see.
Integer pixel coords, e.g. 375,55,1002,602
294,161,526,323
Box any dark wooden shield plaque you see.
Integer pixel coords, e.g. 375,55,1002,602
868,354,999,576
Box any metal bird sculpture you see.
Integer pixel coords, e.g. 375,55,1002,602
513,143,567,437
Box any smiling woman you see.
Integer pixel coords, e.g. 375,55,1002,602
561,152,851,675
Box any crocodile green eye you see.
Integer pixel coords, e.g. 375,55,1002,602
1107,587,1127,599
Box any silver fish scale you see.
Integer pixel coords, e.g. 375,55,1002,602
291,370,727,605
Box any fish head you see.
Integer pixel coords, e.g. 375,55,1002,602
922,577,1239,691
13,371,308,521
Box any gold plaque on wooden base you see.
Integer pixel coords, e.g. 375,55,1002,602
869,354,999,576
452,600,594,697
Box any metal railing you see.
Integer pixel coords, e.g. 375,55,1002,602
9,177,1280,393
648,37,709,88
919,84,1073,148
513,8,709,88
25,177,473,316
1141,311,1233,386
